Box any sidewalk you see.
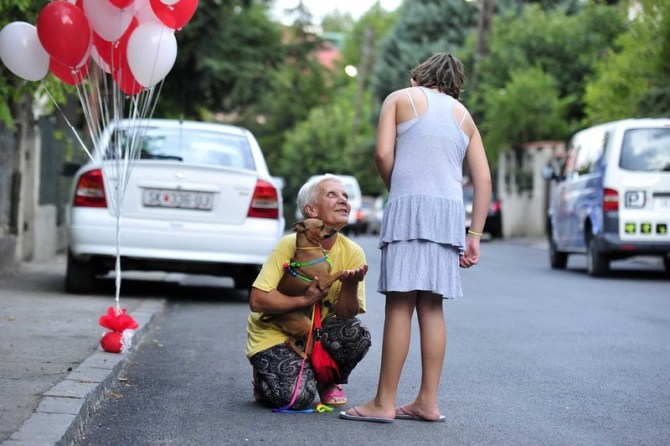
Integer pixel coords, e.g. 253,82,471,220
0,255,165,446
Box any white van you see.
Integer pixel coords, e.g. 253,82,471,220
544,118,670,276
295,174,364,235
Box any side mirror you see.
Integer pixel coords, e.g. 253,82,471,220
542,165,557,181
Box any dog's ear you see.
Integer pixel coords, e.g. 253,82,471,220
292,221,307,233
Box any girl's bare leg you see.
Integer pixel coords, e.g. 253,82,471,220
399,291,446,420
343,291,416,418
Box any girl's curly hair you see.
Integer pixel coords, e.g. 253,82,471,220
409,53,465,99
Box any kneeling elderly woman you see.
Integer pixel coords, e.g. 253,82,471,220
246,174,371,409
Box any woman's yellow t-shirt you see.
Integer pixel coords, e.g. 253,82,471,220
245,233,367,358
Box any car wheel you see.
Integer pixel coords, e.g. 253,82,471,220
586,235,609,277
549,236,568,269
490,226,503,239
234,269,258,290
65,252,96,294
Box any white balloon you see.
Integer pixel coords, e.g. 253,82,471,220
83,0,134,42
127,22,177,88
134,0,162,24
0,22,49,82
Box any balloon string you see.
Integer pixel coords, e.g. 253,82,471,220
41,84,95,163
46,62,165,315
115,213,121,311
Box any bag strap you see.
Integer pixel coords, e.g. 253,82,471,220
305,302,321,356
313,301,322,329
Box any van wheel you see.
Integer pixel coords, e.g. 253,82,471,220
65,252,96,294
549,237,568,269
586,235,609,277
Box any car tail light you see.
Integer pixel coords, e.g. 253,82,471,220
603,188,618,212
356,209,362,220
248,179,279,219
489,199,501,214
73,169,107,208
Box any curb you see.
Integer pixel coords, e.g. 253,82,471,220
2,299,165,446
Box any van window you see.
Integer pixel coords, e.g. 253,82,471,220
574,129,607,175
619,127,670,172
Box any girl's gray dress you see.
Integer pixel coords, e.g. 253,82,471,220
378,87,469,299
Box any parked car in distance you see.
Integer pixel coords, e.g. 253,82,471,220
543,118,670,276
65,119,285,293
367,196,386,235
463,184,503,238
359,196,376,234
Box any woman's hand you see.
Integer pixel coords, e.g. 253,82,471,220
339,264,369,285
334,264,368,319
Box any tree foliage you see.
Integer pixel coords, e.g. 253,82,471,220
480,66,571,160
583,0,670,124
471,3,626,156
372,0,478,102
155,0,284,119
276,83,380,217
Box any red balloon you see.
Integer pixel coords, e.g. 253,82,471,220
37,1,92,67
149,0,198,30
111,19,143,95
109,0,135,7
92,32,113,67
114,63,144,95
49,57,90,85
100,331,122,353
92,17,136,73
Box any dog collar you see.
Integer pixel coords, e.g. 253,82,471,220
283,255,333,283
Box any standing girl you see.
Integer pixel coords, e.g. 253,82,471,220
340,53,491,423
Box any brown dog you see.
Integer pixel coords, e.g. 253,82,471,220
261,218,342,338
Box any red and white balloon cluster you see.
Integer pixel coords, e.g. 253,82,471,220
0,0,197,94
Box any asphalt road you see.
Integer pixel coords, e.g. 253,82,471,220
73,236,670,446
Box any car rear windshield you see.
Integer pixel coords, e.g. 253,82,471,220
619,127,670,172
107,127,256,170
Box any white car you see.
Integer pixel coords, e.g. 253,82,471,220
65,119,285,293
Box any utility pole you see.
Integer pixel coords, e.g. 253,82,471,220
471,0,495,92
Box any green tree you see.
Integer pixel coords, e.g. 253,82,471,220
276,83,380,218
236,3,332,177
155,0,284,119
472,3,625,156
372,0,478,102
480,66,571,161
584,0,670,124
321,11,354,32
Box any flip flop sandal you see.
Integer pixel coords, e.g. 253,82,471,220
395,405,446,422
319,383,347,406
339,406,394,423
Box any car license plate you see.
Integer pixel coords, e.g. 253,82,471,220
654,195,670,208
142,188,213,210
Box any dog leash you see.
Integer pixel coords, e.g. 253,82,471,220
272,304,316,414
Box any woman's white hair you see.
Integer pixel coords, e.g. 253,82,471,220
296,173,344,218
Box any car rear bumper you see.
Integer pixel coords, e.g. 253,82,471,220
67,217,282,267
597,232,670,257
